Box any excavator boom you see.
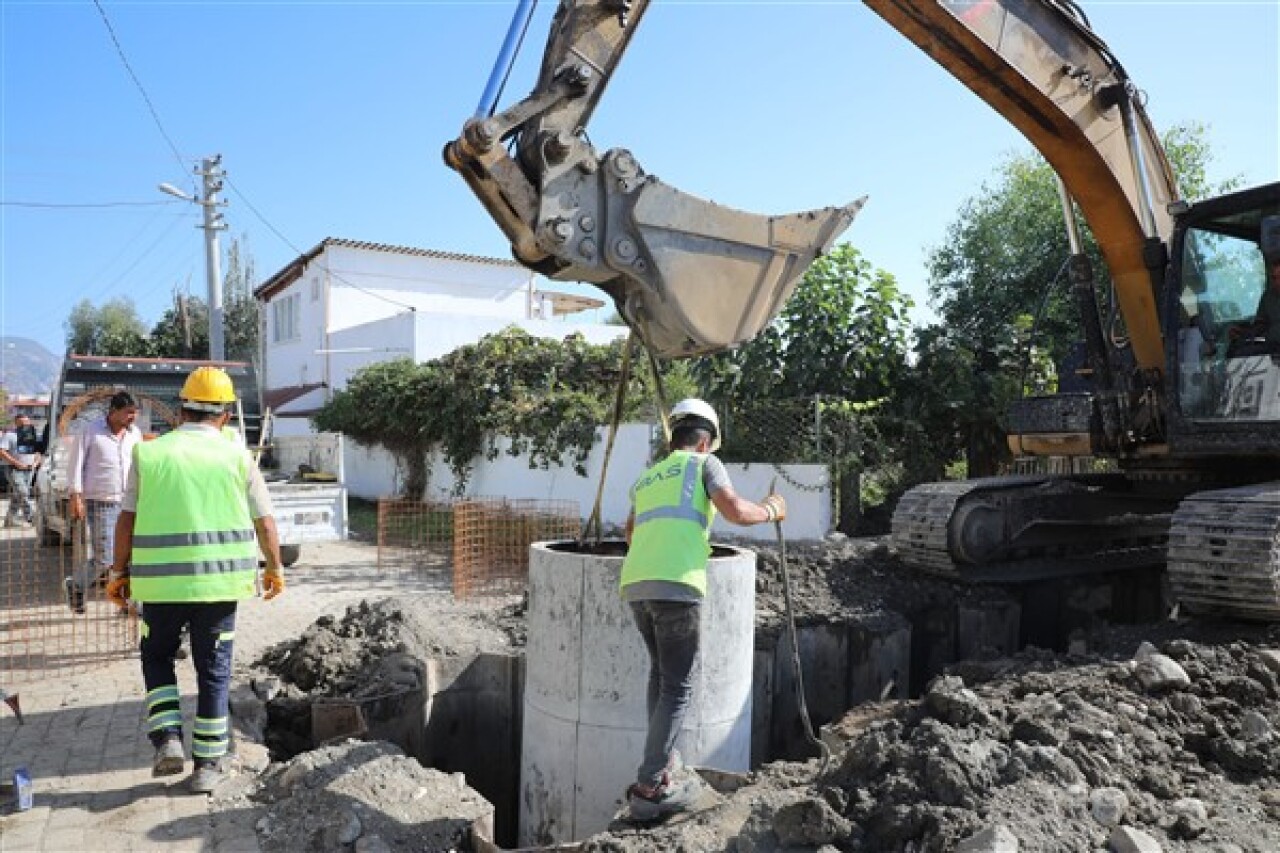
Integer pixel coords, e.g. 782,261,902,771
448,0,1177,367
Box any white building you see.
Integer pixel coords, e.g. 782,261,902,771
254,238,625,435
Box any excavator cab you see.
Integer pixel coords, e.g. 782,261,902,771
1166,187,1280,446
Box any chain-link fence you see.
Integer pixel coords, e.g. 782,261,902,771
717,396,862,466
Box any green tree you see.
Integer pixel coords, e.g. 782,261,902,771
223,235,260,364
64,297,151,356
150,292,209,359
916,122,1238,475
148,236,258,362
693,244,913,402
313,327,669,497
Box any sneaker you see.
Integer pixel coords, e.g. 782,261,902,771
626,772,702,821
188,760,226,794
152,736,185,777
64,579,85,615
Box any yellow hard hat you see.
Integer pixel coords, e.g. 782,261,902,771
180,366,237,411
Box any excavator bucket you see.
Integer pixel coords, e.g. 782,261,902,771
592,176,865,357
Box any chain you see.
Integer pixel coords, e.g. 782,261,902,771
769,461,829,493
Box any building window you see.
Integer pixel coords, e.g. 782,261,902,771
272,293,301,343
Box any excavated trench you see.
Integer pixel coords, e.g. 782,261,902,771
252,539,1172,849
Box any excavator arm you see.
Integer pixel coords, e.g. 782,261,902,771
444,0,863,357
446,0,1178,370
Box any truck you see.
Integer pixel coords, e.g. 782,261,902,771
34,354,347,568
446,0,1280,619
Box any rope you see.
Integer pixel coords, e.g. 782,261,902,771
772,477,832,780
580,329,636,544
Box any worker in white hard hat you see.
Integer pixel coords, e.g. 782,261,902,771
619,397,786,820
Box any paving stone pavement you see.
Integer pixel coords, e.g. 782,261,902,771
1,539,446,852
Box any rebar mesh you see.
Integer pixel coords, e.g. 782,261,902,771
375,498,454,585
453,498,579,599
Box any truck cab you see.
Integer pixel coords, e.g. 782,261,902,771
35,355,346,566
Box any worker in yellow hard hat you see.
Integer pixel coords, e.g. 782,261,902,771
618,398,786,820
107,365,284,794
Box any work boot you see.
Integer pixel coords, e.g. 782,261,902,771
626,771,702,821
152,736,185,777
64,579,85,615
188,760,226,795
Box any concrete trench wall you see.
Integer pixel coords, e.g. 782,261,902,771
342,566,1167,846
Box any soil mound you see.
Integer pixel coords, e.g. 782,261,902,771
580,633,1280,852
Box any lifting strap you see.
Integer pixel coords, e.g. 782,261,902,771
579,320,675,545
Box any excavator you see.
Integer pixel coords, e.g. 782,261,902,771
445,0,1280,620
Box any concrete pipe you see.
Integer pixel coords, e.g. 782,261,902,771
520,540,755,845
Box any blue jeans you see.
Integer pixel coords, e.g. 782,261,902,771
71,499,121,593
141,602,237,763
5,468,33,522
629,600,701,786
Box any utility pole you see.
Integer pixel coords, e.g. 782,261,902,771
198,156,228,361
159,154,228,361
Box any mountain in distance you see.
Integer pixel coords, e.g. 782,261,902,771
1,336,61,396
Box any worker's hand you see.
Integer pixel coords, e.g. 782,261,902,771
105,574,130,608
262,568,285,600
762,494,787,524
69,494,85,521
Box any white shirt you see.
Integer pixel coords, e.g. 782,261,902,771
67,417,142,502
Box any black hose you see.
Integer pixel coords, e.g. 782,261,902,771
773,494,832,781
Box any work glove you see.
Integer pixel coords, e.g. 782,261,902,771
762,494,787,524
262,569,285,601
105,574,130,608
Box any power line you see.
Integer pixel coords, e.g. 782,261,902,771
1,199,181,209
223,175,418,313
91,0,192,187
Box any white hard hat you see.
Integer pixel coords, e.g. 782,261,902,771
670,398,721,451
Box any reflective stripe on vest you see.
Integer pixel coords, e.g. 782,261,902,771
131,429,258,603
620,451,715,595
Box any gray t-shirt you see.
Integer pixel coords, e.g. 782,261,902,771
623,453,732,604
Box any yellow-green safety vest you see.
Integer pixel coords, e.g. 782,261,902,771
130,428,259,603
621,450,716,595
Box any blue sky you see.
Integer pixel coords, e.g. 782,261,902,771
2,1,1277,360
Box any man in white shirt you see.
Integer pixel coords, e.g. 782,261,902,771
65,391,142,613
1,413,42,527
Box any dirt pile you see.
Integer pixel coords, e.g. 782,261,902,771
750,534,966,633
253,597,520,759
580,631,1280,853
228,739,493,853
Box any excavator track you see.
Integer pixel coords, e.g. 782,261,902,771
891,475,1173,583
1168,484,1280,621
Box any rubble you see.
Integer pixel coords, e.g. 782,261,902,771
227,536,1280,852
224,739,493,853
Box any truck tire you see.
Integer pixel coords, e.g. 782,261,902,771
280,545,302,568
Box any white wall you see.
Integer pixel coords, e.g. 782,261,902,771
341,425,832,542
261,244,533,393
325,245,533,333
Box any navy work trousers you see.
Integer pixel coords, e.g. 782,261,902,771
140,601,237,760
629,599,701,786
